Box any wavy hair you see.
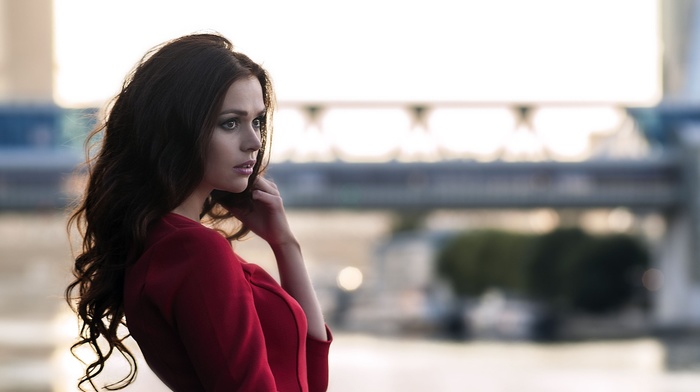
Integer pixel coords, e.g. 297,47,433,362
65,33,275,391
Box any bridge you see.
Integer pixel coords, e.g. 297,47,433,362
0,102,691,218
0,102,687,211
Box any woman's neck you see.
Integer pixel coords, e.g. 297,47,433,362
171,186,211,222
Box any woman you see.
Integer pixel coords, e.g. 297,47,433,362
66,33,331,391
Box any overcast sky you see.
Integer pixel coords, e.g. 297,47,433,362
53,0,660,107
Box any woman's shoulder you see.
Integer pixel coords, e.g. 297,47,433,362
151,213,227,243
127,214,246,319
143,213,235,263
131,213,243,290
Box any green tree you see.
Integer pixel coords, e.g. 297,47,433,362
524,228,592,307
436,230,532,296
436,228,651,314
566,234,650,313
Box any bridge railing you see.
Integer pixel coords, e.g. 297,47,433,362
266,158,683,210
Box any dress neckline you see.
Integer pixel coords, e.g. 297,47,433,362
164,211,202,225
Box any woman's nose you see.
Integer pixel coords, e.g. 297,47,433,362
242,128,262,152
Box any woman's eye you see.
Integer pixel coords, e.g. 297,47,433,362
253,117,264,130
221,119,239,130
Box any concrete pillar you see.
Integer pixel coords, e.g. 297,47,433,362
0,0,54,103
654,212,700,327
655,127,700,327
660,0,694,99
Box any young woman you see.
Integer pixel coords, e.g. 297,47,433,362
66,33,331,391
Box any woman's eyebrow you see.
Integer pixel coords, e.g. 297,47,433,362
219,108,267,117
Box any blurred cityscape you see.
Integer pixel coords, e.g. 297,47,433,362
3,0,700,391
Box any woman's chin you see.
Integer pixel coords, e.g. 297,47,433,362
219,182,249,194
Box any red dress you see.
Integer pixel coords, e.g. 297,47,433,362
124,213,332,391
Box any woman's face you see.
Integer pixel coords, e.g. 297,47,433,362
201,76,265,194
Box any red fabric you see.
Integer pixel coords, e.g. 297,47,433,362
124,213,331,391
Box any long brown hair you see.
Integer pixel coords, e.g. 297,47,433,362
65,33,275,391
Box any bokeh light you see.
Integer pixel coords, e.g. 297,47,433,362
337,266,364,292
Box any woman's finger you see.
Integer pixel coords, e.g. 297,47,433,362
252,177,279,195
252,189,279,203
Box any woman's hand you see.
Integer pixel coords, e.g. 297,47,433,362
228,176,296,247
229,176,328,341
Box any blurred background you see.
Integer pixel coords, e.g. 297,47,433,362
2,0,700,390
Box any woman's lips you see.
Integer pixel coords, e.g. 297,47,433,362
233,167,253,175
233,160,256,175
